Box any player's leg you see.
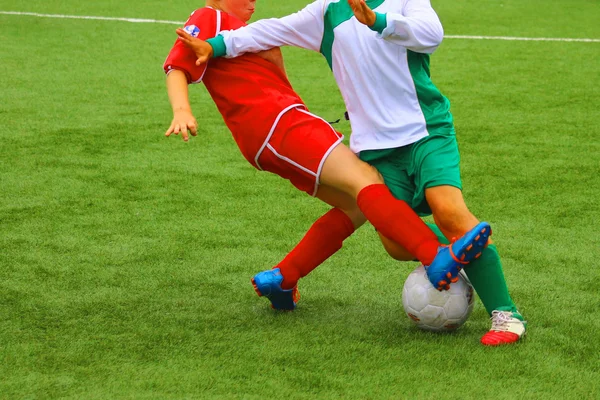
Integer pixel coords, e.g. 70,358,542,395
318,143,442,265
251,109,367,310
320,143,491,281
356,149,416,262
359,148,424,262
251,186,363,310
350,143,491,289
272,185,366,290
258,107,441,267
426,186,526,345
413,133,525,345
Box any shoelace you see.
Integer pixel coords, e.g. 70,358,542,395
447,236,469,265
490,310,517,331
440,237,458,248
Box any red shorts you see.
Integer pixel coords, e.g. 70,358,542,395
255,107,343,196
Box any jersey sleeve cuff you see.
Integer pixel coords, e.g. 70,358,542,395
206,35,227,58
164,65,193,83
369,12,387,34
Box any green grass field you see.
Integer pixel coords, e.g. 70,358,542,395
1,0,599,398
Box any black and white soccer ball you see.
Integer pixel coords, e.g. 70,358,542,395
402,265,474,332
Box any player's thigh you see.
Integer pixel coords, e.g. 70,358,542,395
315,184,366,229
410,134,480,236
409,133,463,216
319,144,383,198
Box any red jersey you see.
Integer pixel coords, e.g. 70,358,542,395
163,7,305,167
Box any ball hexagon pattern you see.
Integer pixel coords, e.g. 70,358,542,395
402,265,474,332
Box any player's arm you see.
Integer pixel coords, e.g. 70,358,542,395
163,8,220,141
165,69,197,142
175,29,288,77
209,0,327,58
348,0,444,54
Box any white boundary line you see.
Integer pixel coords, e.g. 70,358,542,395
1,11,600,43
0,11,183,25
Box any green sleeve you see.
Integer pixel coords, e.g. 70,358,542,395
206,35,227,58
368,12,387,34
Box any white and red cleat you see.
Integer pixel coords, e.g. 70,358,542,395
481,310,527,346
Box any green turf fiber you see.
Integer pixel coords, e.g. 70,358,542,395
1,1,599,398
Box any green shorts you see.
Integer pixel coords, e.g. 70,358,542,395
359,133,462,216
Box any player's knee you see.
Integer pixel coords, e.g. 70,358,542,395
340,207,367,229
354,161,384,189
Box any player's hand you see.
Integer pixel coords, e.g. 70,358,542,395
176,28,214,66
347,0,377,27
165,110,198,142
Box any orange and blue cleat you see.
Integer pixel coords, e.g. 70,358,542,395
425,221,491,291
251,268,300,311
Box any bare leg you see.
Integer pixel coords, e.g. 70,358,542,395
426,185,519,323
315,184,367,229
318,144,384,197
425,185,490,242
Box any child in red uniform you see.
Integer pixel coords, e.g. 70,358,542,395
164,0,491,310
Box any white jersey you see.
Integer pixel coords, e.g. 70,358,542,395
219,0,455,153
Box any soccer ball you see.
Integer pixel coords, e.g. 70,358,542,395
402,265,474,332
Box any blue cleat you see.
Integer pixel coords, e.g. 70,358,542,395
251,268,299,311
425,222,492,291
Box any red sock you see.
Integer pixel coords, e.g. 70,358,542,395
277,208,355,289
357,184,439,265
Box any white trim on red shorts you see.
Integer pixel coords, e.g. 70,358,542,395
254,103,306,170
265,144,318,178
295,108,344,195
